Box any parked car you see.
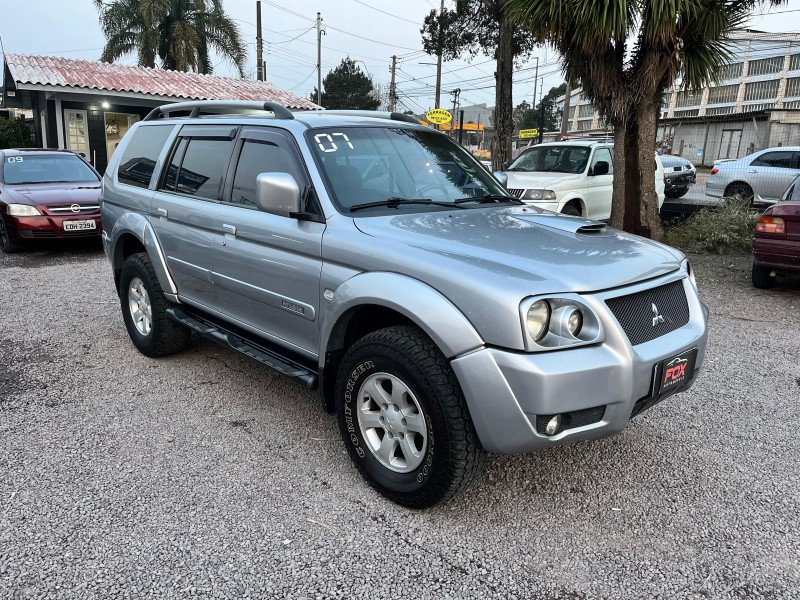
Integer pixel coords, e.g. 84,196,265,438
659,155,696,199
501,140,666,219
0,149,101,253
706,146,800,205
752,191,800,288
102,101,708,508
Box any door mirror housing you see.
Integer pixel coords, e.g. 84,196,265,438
255,172,302,217
591,161,609,176
493,171,508,188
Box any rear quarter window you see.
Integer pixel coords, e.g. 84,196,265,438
117,125,173,188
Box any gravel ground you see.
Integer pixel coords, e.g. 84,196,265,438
1,242,799,599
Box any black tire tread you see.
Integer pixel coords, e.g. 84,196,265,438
339,325,485,508
751,262,773,289
120,252,190,357
0,220,24,253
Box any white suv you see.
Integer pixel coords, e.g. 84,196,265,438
502,140,666,220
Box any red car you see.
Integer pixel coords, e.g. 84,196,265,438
752,199,800,288
0,149,101,253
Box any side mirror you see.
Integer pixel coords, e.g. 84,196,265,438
493,171,508,188
503,161,510,170
591,161,609,176
256,172,301,217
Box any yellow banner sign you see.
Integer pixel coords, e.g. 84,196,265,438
440,122,485,131
518,128,539,139
425,108,453,125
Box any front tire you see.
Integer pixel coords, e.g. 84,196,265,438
335,326,485,508
752,263,773,289
0,218,24,253
561,203,581,217
119,252,189,357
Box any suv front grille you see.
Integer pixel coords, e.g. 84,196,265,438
508,188,524,198
605,280,690,346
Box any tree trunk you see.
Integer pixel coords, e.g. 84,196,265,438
609,126,627,230
636,104,665,241
492,9,514,172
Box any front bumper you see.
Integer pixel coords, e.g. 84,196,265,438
451,275,709,454
5,213,101,241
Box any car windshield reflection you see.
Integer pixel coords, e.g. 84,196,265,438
306,126,510,212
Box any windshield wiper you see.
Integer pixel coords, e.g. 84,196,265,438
349,197,466,212
453,194,523,205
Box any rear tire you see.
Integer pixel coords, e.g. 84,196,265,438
752,263,773,289
725,182,754,203
335,326,485,508
119,252,190,357
0,219,24,253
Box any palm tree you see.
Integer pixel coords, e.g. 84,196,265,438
93,0,246,77
507,0,786,240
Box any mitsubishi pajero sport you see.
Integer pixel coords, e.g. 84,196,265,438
101,101,708,508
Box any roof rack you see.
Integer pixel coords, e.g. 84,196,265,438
143,100,295,121
319,110,421,124
561,136,615,143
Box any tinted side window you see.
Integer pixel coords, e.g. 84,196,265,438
751,151,797,169
231,139,304,207
117,125,172,188
168,137,235,199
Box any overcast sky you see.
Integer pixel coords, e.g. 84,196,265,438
2,0,800,113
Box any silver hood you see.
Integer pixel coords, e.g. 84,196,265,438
330,206,683,350
352,206,681,293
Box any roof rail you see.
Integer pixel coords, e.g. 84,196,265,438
319,110,421,124
143,100,295,121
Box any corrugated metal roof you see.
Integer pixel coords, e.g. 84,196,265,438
5,54,322,110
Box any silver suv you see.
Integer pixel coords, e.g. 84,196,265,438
101,101,709,508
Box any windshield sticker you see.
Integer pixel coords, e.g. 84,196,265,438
314,133,355,153
7,157,23,163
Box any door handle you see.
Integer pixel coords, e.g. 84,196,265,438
155,207,168,218
747,169,758,173
221,223,237,235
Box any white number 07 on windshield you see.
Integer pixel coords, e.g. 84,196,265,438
314,133,355,153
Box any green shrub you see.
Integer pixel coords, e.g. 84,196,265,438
0,116,35,149
665,197,760,254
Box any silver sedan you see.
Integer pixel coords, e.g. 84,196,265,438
706,146,800,205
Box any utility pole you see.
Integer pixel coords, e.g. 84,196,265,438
316,12,324,106
531,56,539,109
450,88,460,138
389,55,398,112
256,1,263,81
560,79,572,139
435,0,445,108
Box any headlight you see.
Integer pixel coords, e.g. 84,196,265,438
526,300,551,342
7,204,41,216
520,296,603,351
522,189,557,201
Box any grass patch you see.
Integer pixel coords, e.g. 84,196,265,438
665,197,760,254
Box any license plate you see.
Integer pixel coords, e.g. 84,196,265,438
657,348,697,395
63,219,96,231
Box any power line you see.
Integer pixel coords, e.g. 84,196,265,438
350,0,422,25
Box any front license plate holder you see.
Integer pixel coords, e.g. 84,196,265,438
63,219,96,231
655,348,697,396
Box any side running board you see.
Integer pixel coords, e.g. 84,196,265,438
166,307,318,390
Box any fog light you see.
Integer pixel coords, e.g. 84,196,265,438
545,414,561,436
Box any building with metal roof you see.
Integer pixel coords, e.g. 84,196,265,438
1,54,321,173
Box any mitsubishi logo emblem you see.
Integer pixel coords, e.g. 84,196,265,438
651,303,665,327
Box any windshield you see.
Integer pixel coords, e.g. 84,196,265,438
508,145,591,174
2,154,99,185
306,126,509,212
